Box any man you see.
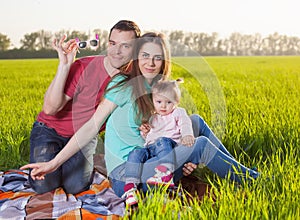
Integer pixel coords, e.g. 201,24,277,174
29,20,141,194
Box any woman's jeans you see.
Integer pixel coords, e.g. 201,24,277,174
109,115,259,197
125,137,176,185
29,121,97,194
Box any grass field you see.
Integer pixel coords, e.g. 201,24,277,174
0,56,299,219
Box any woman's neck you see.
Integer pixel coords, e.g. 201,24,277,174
146,78,153,84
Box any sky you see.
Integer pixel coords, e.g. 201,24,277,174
1,0,299,48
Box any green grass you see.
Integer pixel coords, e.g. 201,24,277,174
0,59,58,168
0,57,300,219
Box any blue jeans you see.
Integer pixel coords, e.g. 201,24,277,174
29,121,97,194
109,115,259,197
190,114,233,158
125,137,176,185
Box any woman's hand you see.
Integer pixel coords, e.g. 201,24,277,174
20,160,58,180
182,162,197,176
52,35,78,65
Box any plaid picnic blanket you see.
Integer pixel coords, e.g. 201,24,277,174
0,169,125,219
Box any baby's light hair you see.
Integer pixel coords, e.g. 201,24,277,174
151,79,183,104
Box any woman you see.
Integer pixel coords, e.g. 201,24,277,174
21,32,258,198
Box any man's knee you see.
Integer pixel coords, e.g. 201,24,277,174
29,175,60,194
65,183,90,194
64,175,91,194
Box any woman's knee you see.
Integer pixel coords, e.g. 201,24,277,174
196,136,209,142
194,136,210,153
190,114,204,136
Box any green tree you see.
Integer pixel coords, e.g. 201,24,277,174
53,29,87,41
169,31,185,56
20,32,39,50
36,30,52,50
68,30,88,41
0,33,11,51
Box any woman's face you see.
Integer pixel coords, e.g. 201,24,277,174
138,42,163,84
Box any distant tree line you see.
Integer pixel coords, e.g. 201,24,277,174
0,29,300,58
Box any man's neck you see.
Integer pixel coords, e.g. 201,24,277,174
104,56,120,77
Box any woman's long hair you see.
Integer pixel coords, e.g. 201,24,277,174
106,32,171,124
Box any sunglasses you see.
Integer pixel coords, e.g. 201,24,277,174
76,34,99,49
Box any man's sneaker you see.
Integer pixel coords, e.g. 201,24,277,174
122,187,139,206
146,165,175,187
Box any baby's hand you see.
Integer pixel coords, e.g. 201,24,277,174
139,123,151,137
181,135,195,147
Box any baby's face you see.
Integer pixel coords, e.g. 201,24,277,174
152,93,176,116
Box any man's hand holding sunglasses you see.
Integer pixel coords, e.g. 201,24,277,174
76,34,99,51
52,34,78,65
52,34,100,66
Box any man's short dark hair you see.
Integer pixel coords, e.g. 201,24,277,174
109,20,141,39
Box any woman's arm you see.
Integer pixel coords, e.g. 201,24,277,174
20,98,117,180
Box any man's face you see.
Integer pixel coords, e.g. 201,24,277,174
107,29,136,69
